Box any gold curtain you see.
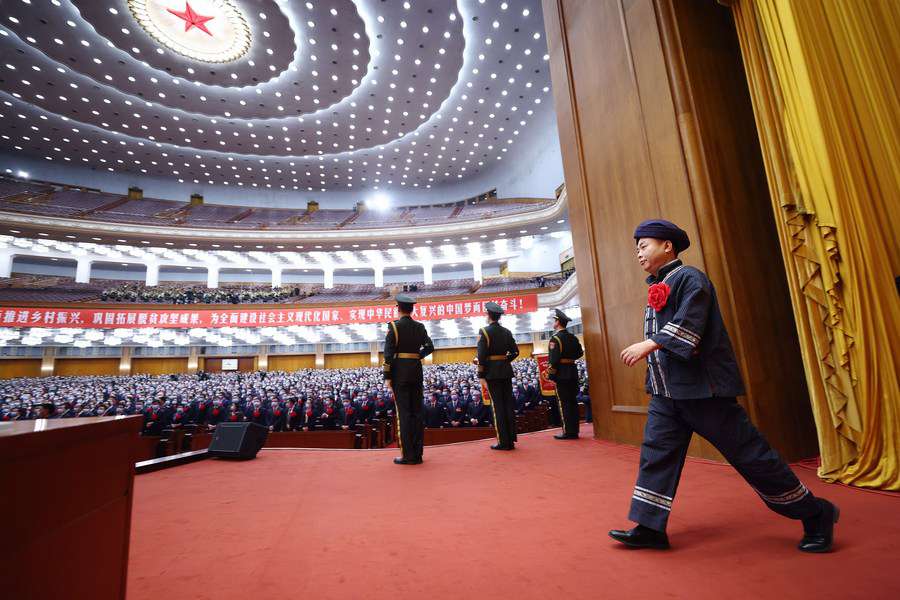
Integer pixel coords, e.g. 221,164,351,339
729,0,900,490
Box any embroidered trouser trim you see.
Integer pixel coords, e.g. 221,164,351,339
628,396,821,532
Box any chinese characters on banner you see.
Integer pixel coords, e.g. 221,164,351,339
535,353,557,397
0,294,539,329
480,378,493,406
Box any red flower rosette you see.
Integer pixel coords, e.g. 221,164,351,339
647,282,671,312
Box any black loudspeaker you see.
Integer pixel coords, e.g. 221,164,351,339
208,423,268,459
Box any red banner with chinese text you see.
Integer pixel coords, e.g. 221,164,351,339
535,354,557,397
480,379,493,406
0,295,538,329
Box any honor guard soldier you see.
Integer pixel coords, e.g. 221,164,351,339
383,294,434,465
477,302,520,450
610,219,838,552
548,309,585,439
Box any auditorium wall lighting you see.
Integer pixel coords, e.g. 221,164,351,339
366,192,392,211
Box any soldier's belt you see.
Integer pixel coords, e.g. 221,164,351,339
488,354,508,360
559,358,576,364
395,353,421,360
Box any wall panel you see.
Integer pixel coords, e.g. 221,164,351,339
54,358,119,377
0,359,42,379
324,353,369,369
131,357,189,376
432,347,476,365
268,354,317,372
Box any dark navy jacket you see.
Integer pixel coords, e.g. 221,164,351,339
644,260,745,399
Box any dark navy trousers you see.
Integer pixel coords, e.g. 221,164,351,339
629,396,822,532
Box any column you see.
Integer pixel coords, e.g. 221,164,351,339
373,266,384,288
75,258,91,284
369,341,380,366
40,347,55,377
145,262,159,287
258,345,269,371
0,251,13,278
531,331,549,355
315,343,325,368
471,260,482,284
271,267,283,289
206,265,219,289
187,347,200,374
119,347,132,376
423,263,433,285
323,268,334,290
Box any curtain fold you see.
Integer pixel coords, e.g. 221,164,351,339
729,0,899,490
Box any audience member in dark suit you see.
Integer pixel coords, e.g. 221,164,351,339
424,394,447,428
446,394,467,427
340,398,359,430
466,393,491,427
226,402,246,423
143,401,170,435
266,402,286,432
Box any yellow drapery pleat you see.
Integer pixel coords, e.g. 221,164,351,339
728,0,900,490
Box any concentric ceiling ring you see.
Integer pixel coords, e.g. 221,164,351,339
126,0,252,64
0,0,553,193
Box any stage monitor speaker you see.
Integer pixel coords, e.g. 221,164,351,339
208,422,268,459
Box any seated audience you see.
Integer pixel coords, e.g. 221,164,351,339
0,359,588,436
100,283,294,304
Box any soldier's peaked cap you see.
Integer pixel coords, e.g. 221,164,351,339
485,301,504,315
553,309,570,324
395,294,417,305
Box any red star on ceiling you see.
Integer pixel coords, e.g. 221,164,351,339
166,2,215,36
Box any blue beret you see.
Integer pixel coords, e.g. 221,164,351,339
633,219,690,253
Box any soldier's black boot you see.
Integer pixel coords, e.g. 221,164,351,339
608,524,670,549
799,499,839,553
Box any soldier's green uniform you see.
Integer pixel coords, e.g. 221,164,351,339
383,294,434,465
477,302,520,450
548,309,584,439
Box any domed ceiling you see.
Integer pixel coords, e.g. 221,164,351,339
0,0,555,194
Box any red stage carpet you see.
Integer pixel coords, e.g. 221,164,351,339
128,424,899,600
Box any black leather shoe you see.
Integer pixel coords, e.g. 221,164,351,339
608,525,670,549
799,499,839,553
490,444,513,450
554,434,578,440
393,457,422,465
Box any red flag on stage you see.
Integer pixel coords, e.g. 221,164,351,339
535,354,557,397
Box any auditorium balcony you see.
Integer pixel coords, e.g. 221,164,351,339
0,177,557,233
0,273,569,306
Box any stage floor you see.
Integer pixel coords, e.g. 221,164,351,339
128,424,900,600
